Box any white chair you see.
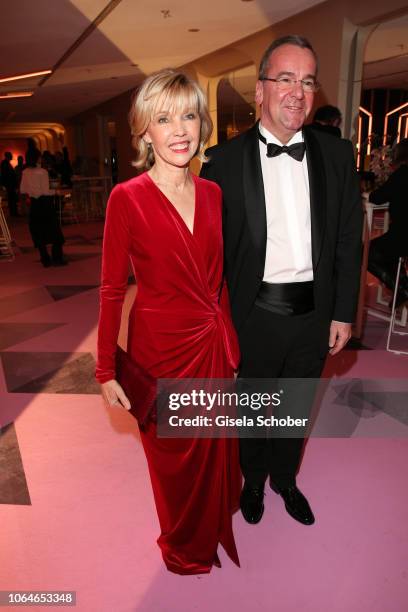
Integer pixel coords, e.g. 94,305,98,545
386,256,408,355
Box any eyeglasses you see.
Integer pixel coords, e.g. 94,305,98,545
261,76,320,93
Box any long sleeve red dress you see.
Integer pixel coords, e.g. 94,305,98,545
96,172,241,574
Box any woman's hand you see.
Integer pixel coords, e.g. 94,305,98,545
101,379,131,411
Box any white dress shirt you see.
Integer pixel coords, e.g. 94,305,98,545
259,123,313,283
20,166,54,198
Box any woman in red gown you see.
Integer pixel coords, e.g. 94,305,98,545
96,69,241,574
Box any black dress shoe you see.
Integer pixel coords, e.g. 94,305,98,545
270,482,315,525
240,483,265,524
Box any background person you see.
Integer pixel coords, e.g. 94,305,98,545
14,155,25,187
20,149,67,267
1,151,19,217
310,104,342,137
367,138,408,307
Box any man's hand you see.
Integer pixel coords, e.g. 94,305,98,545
328,320,352,355
101,379,131,410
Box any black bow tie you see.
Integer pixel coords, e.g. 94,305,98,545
258,129,306,162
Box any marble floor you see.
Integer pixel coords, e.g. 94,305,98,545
0,216,407,611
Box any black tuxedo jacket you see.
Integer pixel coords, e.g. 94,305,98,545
200,123,363,351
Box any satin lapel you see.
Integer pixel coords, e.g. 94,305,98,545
303,126,326,270
242,123,267,275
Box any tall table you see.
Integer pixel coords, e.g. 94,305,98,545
71,176,112,221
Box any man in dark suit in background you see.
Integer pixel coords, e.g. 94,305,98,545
1,151,19,217
201,35,362,527
310,104,342,138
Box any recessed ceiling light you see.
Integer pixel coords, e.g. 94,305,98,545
0,70,52,84
0,91,33,99
188,28,200,32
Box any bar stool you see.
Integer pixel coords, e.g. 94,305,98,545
86,182,105,220
372,207,390,307
60,192,79,225
386,256,408,355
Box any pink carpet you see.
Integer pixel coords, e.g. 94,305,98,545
0,217,407,611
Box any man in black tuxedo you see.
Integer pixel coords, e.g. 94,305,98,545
201,35,362,526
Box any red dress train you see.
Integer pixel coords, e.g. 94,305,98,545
96,172,241,574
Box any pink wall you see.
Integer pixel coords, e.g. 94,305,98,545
0,139,26,166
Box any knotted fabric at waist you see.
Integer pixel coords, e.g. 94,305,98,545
134,301,240,371
255,280,314,316
208,299,240,370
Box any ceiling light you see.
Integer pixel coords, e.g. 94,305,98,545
0,91,33,99
0,70,52,84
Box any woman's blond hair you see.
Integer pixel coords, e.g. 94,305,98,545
129,69,213,169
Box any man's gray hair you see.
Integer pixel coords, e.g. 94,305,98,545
258,35,318,79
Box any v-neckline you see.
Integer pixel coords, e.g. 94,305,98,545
146,172,197,237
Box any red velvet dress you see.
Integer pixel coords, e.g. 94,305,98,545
96,172,241,574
